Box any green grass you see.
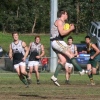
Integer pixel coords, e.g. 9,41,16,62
0,73,100,100
0,32,87,56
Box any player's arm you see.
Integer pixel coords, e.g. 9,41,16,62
22,41,29,61
57,20,75,36
28,42,32,54
91,44,100,59
74,45,78,57
40,45,45,58
9,44,13,60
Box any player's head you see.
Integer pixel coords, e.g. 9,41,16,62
12,31,19,41
57,9,68,20
35,36,41,44
85,36,91,44
67,36,73,45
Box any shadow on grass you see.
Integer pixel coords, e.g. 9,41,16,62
19,94,48,99
19,94,77,99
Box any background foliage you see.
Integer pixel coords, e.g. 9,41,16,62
0,0,100,34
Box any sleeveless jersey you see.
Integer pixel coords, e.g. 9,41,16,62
50,19,65,41
87,42,100,61
29,42,42,61
11,40,25,63
68,44,75,54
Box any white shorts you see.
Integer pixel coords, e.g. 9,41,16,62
51,40,68,53
14,62,26,69
65,62,73,68
28,61,39,67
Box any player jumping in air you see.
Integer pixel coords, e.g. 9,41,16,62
50,9,85,86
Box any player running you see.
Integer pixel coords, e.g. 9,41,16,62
50,9,85,86
27,36,45,84
9,32,29,87
85,36,100,85
65,36,78,84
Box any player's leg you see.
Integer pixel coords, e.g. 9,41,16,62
65,63,73,84
91,61,99,75
14,64,28,85
87,59,99,85
65,64,70,84
33,61,40,84
20,62,29,78
27,66,33,84
27,61,34,82
64,50,84,74
87,63,95,85
51,53,66,86
52,40,85,75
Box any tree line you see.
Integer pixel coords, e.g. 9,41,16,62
0,0,100,34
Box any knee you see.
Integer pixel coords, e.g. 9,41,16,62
60,61,66,66
92,71,96,75
34,69,38,73
29,70,33,73
17,72,21,76
21,70,26,74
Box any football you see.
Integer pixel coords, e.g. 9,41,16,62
64,23,70,30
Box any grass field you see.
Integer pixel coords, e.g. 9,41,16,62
0,72,100,100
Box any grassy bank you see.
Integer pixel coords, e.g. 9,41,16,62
0,32,87,55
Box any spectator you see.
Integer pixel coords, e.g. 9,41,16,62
41,57,48,71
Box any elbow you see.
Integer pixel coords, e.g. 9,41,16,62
97,50,100,54
60,33,65,36
98,50,100,53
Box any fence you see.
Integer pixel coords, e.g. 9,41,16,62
0,56,96,74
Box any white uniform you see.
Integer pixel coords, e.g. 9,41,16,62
50,20,68,54
11,40,26,69
28,42,42,67
65,44,76,68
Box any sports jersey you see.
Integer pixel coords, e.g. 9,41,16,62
29,42,42,61
11,40,25,64
68,44,76,54
87,42,100,61
50,19,65,41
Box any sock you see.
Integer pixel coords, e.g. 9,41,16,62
88,73,94,83
65,80,69,82
23,73,28,79
54,63,63,78
70,58,82,71
20,76,28,85
96,70,99,75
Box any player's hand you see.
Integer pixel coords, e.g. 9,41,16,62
70,24,75,31
36,56,41,59
90,56,94,59
9,56,13,60
22,57,26,62
10,57,13,60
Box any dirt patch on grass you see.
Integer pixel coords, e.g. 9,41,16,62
0,84,100,100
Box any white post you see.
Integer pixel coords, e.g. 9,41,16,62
50,0,58,72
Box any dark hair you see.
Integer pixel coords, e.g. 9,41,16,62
57,9,67,18
12,31,18,36
35,36,41,40
67,36,73,41
85,36,90,39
